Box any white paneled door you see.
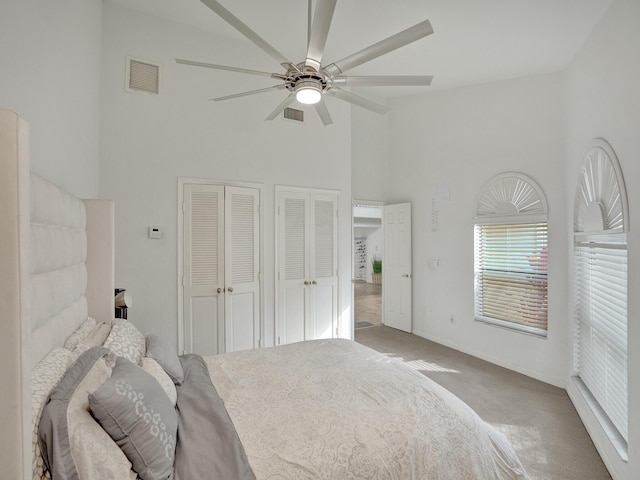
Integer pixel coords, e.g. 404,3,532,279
383,202,412,332
277,188,338,345
182,184,260,355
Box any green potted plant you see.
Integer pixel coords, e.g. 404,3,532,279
371,255,382,285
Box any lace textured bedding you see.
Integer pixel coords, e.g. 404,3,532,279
35,318,528,479
205,338,529,480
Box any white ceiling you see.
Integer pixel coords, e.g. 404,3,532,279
106,0,612,97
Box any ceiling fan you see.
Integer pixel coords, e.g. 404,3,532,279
176,0,434,125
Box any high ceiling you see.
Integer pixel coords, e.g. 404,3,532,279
106,0,612,97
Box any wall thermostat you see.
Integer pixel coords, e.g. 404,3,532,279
148,226,162,239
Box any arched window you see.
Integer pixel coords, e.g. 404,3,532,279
474,173,549,336
573,139,629,444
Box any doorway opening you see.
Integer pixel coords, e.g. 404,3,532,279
353,203,383,329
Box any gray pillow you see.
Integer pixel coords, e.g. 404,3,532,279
89,356,178,480
38,347,115,479
146,334,184,385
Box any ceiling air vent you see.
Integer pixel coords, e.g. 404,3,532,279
126,57,161,95
283,107,304,123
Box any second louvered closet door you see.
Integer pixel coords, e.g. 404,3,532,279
276,188,338,345
183,184,259,355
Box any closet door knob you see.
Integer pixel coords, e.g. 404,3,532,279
311,280,317,285
217,287,222,294
228,287,234,293
304,281,310,285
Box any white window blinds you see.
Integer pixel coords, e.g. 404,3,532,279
575,240,628,441
474,222,548,335
572,139,629,449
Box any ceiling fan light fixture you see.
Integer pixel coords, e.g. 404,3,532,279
295,80,322,104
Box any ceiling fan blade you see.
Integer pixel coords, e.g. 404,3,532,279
265,93,296,121
212,84,286,102
200,0,291,66
326,88,389,114
324,20,433,76
305,0,337,72
332,75,433,87
176,59,283,79
314,100,334,126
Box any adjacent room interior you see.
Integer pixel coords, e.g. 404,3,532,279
1,1,639,479
353,204,383,329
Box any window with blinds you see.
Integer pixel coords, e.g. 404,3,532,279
572,139,629,451
574,240,628,442
474,222,548,336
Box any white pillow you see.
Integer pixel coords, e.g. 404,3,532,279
141,356,178,406
63,317,96,352
31,348,77,480
103,319,146,364
74,322,111,355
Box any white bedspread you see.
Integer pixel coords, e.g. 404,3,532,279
205,339,528,480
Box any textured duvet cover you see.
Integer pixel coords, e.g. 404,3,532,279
204,339,529,480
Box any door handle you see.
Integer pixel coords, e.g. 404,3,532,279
304,281,310,286
227,287,234,293
402,274,412,278
311,280,317,285
217,287,223,294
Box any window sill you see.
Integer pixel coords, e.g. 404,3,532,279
475,315,547,338
570,376,628,462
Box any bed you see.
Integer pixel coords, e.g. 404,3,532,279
0,108,528,480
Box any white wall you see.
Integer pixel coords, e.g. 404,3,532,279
0,0,102,198
387,73,568,387
99,3,352,348
351,101,390,202
563,1,640,478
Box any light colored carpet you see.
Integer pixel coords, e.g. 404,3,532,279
354,281,382,326
355,325,612,480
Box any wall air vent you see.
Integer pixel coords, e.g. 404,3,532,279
126,57,161,95
283,107,304,123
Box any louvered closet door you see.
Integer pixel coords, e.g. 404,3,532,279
224,187,260,352
183,184,260,355
309,194,338,339
183,184,225,355
277,192,309,345
277,189,338,345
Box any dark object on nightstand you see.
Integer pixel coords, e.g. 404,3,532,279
115,288,129,319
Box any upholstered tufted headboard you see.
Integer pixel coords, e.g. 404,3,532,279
0,109,115,479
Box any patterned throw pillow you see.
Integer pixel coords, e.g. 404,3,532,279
89,356,178,480
103,319,146,364
74,322,111,355
63,317,97,352
31,348,77,480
